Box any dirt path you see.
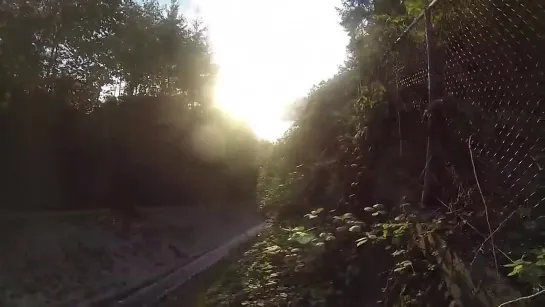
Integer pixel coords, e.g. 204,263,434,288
0,206,260,306
153,231,262,307
112,223,265,307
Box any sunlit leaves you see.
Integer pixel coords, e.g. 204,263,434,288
404,0,425,17
391,249,407,257
325,235,336,242
394,260,413,273
304,208,325,220
265,245,282,254
304,213,319,220
373,203,384,210
287,227,316,245
372,210,387,216
312,208,324,215
349,225,361,233
504,248,545,286
356,238,368,247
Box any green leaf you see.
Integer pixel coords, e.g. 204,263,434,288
325,235,336,242
343,213,354,219
264,245,281,254
536,259,545,267
313,208,324,214
404,0,424,16
349,225,361,232
356,239,368,247
294,233,315,245
392,249,407,257
507,264,524,276
533,248,545,257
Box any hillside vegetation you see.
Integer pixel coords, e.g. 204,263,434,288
1,0,543,305
204,0,545,306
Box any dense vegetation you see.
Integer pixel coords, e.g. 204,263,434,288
0,0,258,211
204,0,545,306
2,0,543,305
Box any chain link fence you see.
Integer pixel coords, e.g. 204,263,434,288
381,0,545,269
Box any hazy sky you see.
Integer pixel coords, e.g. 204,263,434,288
169,0,349,140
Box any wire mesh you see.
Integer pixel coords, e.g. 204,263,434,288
438,0,545,208
387,16,429,116
381,0,545,259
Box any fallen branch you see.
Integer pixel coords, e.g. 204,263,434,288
468,136,498,275
496,288,545,307
470,208,517,268
436,198,513,262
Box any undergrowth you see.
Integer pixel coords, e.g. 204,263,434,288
202,0,545,304
202,74,544,306
202,79,451,306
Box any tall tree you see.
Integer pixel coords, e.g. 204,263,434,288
0,0,259,211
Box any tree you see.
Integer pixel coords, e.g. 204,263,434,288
0,0,259,211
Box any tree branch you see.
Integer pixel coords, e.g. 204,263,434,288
468,136,498,275
497,288,545,307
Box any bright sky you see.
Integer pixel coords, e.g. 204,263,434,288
178,0,348,140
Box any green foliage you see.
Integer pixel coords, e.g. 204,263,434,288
0,1,258,210
205,226,334,306
203,6,412,298
504,248,545,287
200,0,545,306
258,167,306,216
403,0,425,17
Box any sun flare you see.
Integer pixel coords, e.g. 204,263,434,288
213,67,294,141
191,0,349,141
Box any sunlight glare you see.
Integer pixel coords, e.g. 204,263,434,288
191,0,348,141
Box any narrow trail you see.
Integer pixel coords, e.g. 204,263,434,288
116,223,265,307
0,206,261,307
